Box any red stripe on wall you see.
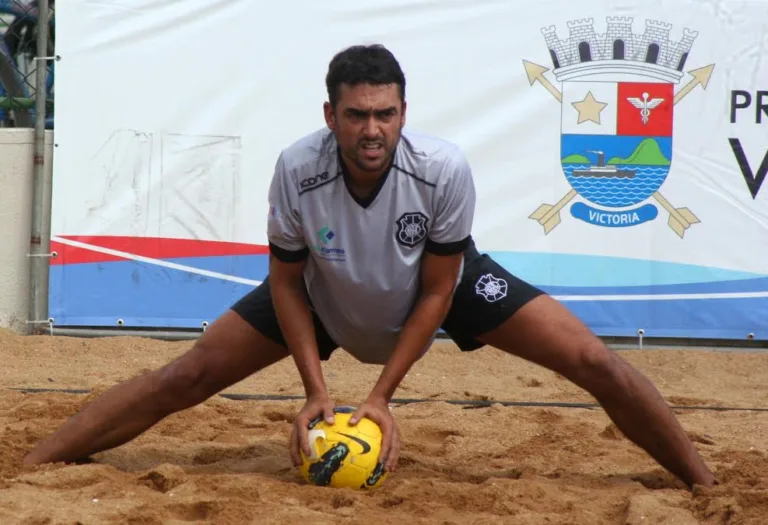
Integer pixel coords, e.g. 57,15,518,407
50,236,269,265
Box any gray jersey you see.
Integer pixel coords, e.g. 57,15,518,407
266,128,476,364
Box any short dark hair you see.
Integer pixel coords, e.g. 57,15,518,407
325,44,406,107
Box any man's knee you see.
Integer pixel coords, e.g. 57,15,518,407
152,341,219,413
565,337,625,396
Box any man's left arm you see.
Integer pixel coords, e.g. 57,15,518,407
350,149,477,470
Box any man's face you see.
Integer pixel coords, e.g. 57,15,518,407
324,83,406,176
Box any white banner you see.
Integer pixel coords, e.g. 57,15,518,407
49,0,768,339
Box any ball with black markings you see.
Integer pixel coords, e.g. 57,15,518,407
298,406,388,490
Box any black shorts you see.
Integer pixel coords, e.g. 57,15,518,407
230,238,545,360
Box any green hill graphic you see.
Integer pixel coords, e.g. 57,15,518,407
562,154,590,164
607,138,670,166
561,138,671,166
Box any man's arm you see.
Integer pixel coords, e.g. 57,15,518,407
366,250,463,403
266,152,327,397
271,254,336,463
269,254,328,400
368,147,477,402
266,153,336,463
349,148,477,471
351,250,463,472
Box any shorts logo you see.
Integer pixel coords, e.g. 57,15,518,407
395,212,429,247
475,273,508,303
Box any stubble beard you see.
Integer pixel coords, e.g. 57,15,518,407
351,134,400,175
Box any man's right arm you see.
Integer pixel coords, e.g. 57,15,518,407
265,153,330,402
266,153,336,462
269,254,328,399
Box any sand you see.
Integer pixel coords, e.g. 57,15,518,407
0,327,766,524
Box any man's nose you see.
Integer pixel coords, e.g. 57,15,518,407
362,116,379,138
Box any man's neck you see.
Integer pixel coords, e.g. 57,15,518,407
338,150,392,199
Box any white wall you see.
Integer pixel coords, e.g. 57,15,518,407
0,129,54,333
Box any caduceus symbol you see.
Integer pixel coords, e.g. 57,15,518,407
626,92,665,124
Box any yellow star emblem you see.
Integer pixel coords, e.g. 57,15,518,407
571,91,608,125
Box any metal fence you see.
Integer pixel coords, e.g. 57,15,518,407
0,0,56,335
0,0,53,129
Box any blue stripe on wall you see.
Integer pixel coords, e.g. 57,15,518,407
48,253,768,339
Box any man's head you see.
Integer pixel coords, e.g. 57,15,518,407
323,44,407,178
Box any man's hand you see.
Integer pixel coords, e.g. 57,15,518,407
349,396,400,472
290,393,336,466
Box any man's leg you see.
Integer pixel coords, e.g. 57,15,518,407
23,278,336,466
23,310,290,466
442,246,717,488
477,294,715,488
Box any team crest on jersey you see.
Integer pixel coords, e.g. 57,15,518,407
395,212,429,247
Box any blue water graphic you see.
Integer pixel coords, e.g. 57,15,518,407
563,164,669,207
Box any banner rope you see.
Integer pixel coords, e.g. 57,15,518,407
9,387,768,413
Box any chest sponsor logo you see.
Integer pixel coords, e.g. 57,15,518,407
395,212,429,247
312,226,346,261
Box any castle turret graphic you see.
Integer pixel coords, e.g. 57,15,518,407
524,17,714,238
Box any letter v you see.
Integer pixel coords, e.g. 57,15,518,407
729,138,768,199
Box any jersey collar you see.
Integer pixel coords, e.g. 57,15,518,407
337,145,396,209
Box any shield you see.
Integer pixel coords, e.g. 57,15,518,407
560,76,673,227
395,212,428,247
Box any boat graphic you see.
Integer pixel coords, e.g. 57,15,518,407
571,151,636,179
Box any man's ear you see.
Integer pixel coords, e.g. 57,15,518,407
323,101,335,130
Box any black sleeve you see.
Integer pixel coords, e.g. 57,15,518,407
424,235,471,256
269,241,309,263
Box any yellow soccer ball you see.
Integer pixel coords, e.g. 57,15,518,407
298,406,388,490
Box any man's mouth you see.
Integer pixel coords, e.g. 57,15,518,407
360,142,384,158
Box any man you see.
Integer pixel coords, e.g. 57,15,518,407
24,44,717,489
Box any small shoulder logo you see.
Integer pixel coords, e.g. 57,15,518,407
395,212,429,247
523,17,715,239
299,171,331,192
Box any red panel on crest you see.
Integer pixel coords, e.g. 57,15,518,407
617,82,673,137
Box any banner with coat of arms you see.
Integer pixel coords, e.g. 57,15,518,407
527,19,705,238
514,13,766,341
49,1,767,341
